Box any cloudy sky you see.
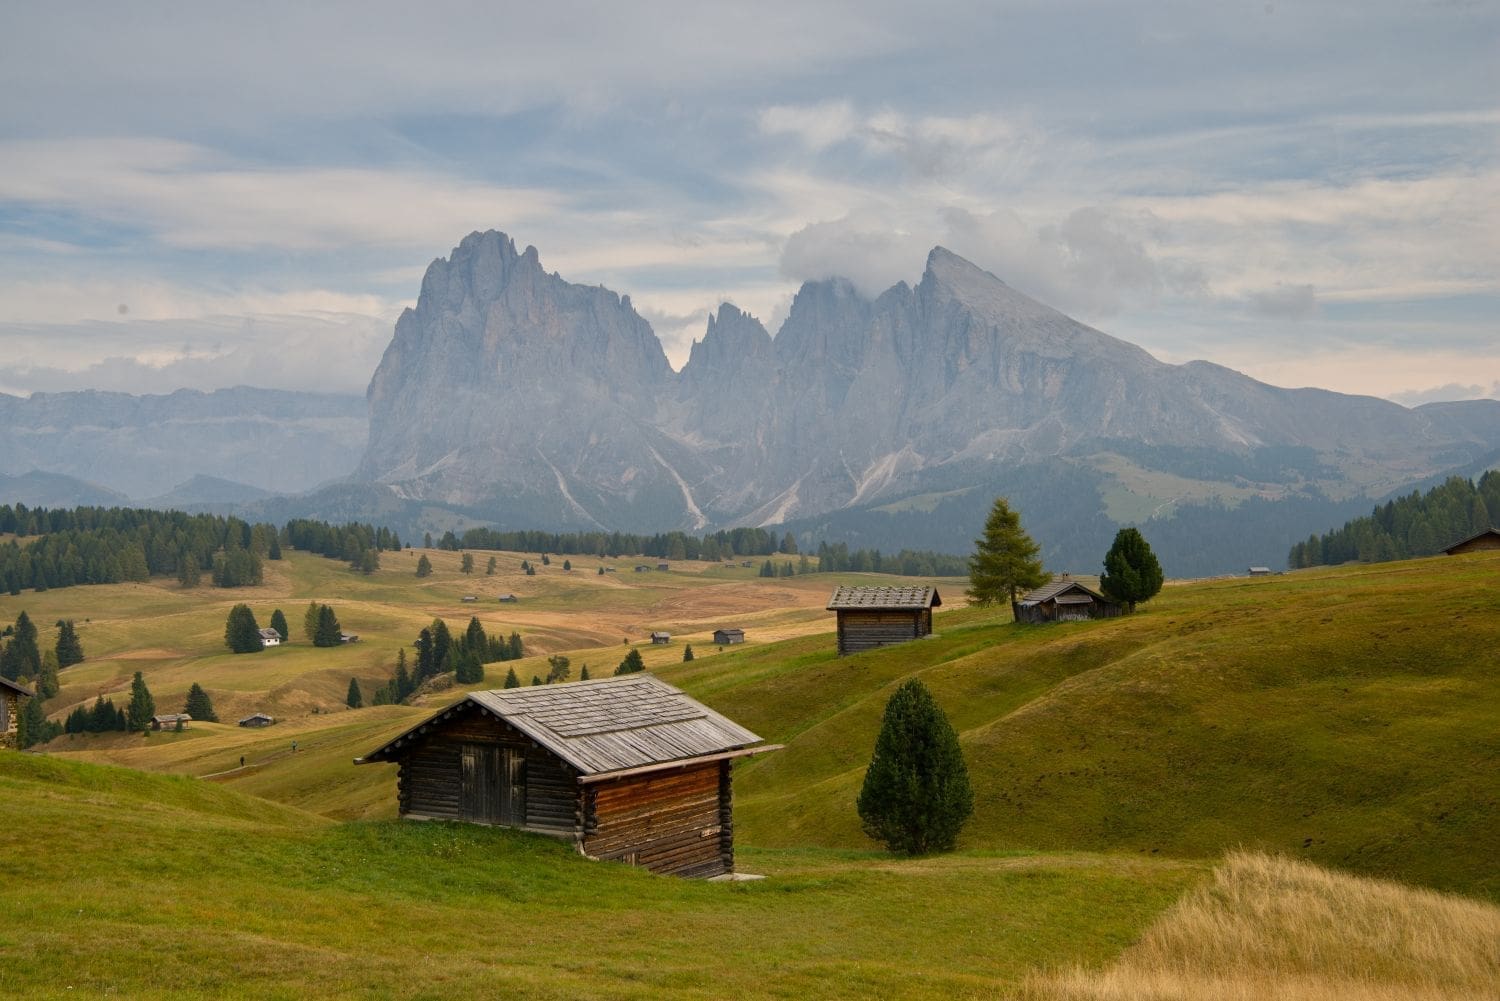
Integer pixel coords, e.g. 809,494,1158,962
1,1,1496,404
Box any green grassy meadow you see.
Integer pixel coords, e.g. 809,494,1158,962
4,544,1499,996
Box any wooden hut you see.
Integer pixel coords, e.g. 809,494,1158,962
258,627,282,646
356,675,777,877
1443,527,1500,555
151,713,192,731
1012,578,1122,624
649,631,672,645
1,676,35,748
827,586,941,656
238,712,276,728
712,628,745,645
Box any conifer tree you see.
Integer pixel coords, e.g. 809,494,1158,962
36,650,60,699
503,667,520,689
460,552,474,574
683,644,694,662
507,632,524,660
546,655,571,684
224,604,264,653
856,679,973,855
313,604,343,647
126,671,156,732
178,554,201,588
346,677,363,709
55,618,85,667
18,693,49,749
393,649,411,702
183,682,218,722
579,665,590,681
1099,527,1165,613
615,648,645,676
531,675,543,686
966,496,1046,606
1,610,41,681
486,556,497,576
269,608,289,642
415,554,433,577
303,600,320,643
430,619,452,671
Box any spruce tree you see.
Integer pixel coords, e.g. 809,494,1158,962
856,679,973,855
18,694,49,749
463,616,486,657
36,650,60,699
531,675,543,686
303,600,320,643
224,604,264,653
393,650,412,702
269,608,290,642
430,619,452,671
125,671,156,732
507,632,524,659
615,648,645,676
546,655,571,684
1,610,41,681
55,619,85,667
966,496,1046,606
579,665,590,681
313,604,342,647
416,554,433,578
346,677,363,709
1100,527,1165,613
503,667,520,689
178,554,201,588
486,556,497,576
183,682,218,722
460,552,474,574
683,644,694,663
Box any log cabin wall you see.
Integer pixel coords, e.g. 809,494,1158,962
836,609,926,655
396,706,582,835
582,760,730,877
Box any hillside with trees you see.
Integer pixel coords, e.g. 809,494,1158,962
1290,472,1500,567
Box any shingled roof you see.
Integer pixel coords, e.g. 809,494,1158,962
356,674,765,777
826,585,942,611
1017,577,1112,606
1,676,35,698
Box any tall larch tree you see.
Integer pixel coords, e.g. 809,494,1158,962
966,497,1047,607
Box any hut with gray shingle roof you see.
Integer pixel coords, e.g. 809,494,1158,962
355,675,777,877
1012,577,1121,624
1,676,35,748
826,585,942,656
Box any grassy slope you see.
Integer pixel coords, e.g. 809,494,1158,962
0,753,1197,1001
680,554,1500,898
20,549,1500,900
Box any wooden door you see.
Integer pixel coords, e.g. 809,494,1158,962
460,744,526,826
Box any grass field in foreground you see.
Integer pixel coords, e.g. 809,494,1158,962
0,753,1198,1001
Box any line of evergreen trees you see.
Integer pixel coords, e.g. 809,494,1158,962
1,611,84,697
0,504,281,594
433,526,794,561
1289,473,1499,568
369,617,525,705
282,518,400,575
808,543,968,577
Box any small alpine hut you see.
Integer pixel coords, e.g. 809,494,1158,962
1,676,35,748
1443,527,1500,555
1012,577,1122,624
649,631,672,645
355,675,778,877
238,712,276,728
258,627,282,647
151,713,192,731
713,628,745,646
827,585,941,656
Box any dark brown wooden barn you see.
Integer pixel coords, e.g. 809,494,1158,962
1443,527,1500,555
355,675,777,877
1012,578,1122,624
827,585,941,656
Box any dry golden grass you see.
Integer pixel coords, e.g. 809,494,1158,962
1025,850,1500,1001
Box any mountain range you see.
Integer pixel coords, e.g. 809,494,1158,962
6,231,1500,576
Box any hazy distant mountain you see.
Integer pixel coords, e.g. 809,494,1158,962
140,475,275,511
0,470,129,509
0,387,367,502
354,231,1500,572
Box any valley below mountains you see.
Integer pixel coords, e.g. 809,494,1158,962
7,230,1500,576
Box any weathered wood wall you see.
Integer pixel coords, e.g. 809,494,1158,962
836,609,928,655
396,707,580,834
583,760,730,877
1451,534,1500,554
0,690,18,746
1011,598,1123,624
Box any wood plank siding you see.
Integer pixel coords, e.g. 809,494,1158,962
827,586,941,656
359,675,773,877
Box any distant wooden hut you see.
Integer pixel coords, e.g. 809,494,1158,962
712,628,745,646
151,713,192,731
461,595,478,603
1,676,35,748
238,712,276,728
657,562,670,571
827,586,941,656
650,631,672,645
1012,578,1122,624
497,593,519,603
355,675,778,877
258,627,282,646
1443,527,1500,555
340,633,360,644
1247,566,1274,576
